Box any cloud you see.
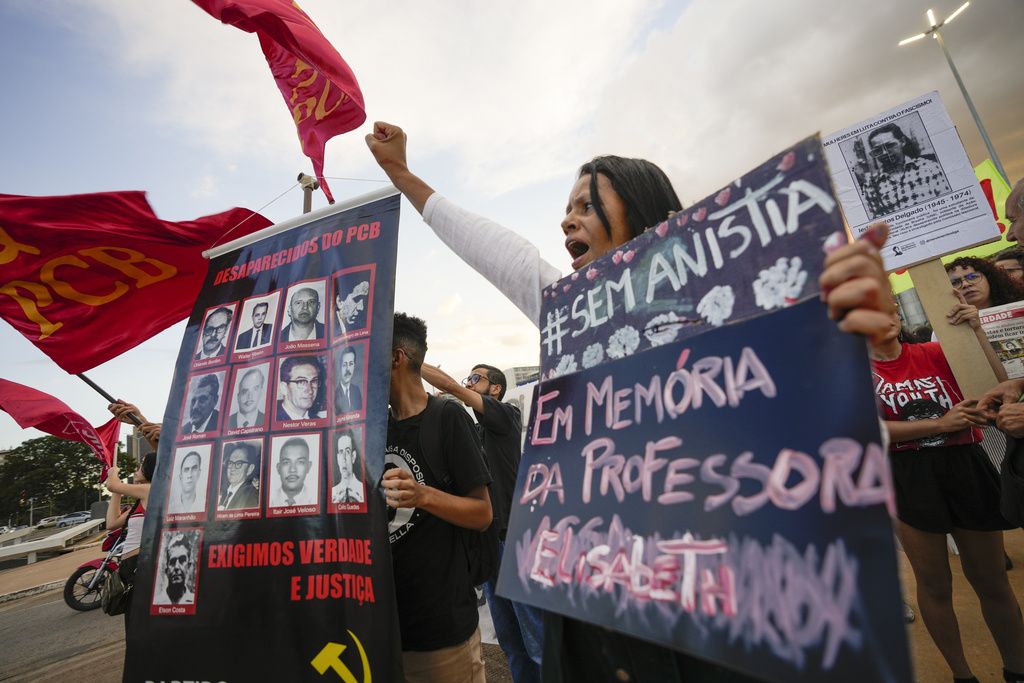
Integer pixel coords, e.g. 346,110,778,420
587,0,1024,202
436,294,463,317
191,174,219,199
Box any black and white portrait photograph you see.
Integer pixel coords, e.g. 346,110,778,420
166,444,212,518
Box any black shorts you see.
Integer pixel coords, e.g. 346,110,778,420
890,443,1016,534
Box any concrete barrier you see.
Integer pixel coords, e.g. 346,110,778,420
0,520,104,564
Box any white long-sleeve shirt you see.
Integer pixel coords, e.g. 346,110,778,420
422,193,563,328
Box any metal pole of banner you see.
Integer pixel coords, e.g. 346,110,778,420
204,185,401,260
898,3,1010,185
76,373,142,426
298,173,320,215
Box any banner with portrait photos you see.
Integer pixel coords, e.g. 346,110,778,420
123,192,403,683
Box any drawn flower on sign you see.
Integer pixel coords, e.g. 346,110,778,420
697,286,735,327
777,151,796,172
715,188,731,207
571,272,579,280
753,256,808,311
676,214,688,227
606,326,640,360
563,284,571,293
582,343,605,368
644,312,684,346
623,250,635,263
692,206,707,222
612,251,623,265
655,223,668,237
822,231,846,255
552,354,578,378
586,267,598,280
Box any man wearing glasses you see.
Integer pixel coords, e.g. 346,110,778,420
276,356,325,420
421,362,543,683
280,287,325,342
194,307,233,360
219,442,260,510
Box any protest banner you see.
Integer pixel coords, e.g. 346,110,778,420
981,302,1024,379
823,91,1000,273
123,189,402,682
538,135,846,377
499,139,912,682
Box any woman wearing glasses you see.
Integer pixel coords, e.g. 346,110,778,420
871,291,1024,683
946,256,1024,313
366,122,898,683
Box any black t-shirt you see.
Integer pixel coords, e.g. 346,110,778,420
473,395,522,537
386,400,491,651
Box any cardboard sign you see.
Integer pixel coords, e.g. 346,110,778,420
539,135,846,378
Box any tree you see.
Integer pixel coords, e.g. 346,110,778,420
0,436,111,524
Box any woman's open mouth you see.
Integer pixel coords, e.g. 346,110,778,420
566,239,589,268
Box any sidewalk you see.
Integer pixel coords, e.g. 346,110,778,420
0,544,105,603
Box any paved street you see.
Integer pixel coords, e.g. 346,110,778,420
0,591,124,682
5,531,1024,681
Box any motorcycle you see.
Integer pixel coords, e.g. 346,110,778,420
63,527,124,611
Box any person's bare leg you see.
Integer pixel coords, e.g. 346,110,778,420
899,521,973,678
952,528,1024,674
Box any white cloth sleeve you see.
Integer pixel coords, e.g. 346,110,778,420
422,193,563,328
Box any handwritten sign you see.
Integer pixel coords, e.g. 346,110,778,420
539,135,846,378
502,135,914,681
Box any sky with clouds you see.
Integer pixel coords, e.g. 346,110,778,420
1,0,1022,448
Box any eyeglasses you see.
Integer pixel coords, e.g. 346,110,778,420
286,378,320,390
226,460,249,470
202,323,229,337
949,272,983,289
463,373,490,386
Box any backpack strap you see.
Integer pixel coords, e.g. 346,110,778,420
418,395,454,492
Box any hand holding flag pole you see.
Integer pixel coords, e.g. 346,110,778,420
76,374,142,426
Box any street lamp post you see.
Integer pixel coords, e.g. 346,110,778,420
899,2,1009,184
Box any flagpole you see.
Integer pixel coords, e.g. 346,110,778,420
298,173,319,215
76,373,142,426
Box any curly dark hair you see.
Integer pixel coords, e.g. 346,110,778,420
945,256,1024,307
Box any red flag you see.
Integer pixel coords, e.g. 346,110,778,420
0,379,121,476
0,191,272,373
192,0,367,203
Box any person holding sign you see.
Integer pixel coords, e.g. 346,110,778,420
945,257,1024,312
871,297,1024,683
367,121,898,682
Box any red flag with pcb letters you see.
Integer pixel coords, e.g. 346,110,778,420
0,191,272,373
191,0,367,203
0,379,121,476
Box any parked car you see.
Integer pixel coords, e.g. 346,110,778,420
56,512,91,527
35,516,60,529
0,526,10,535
